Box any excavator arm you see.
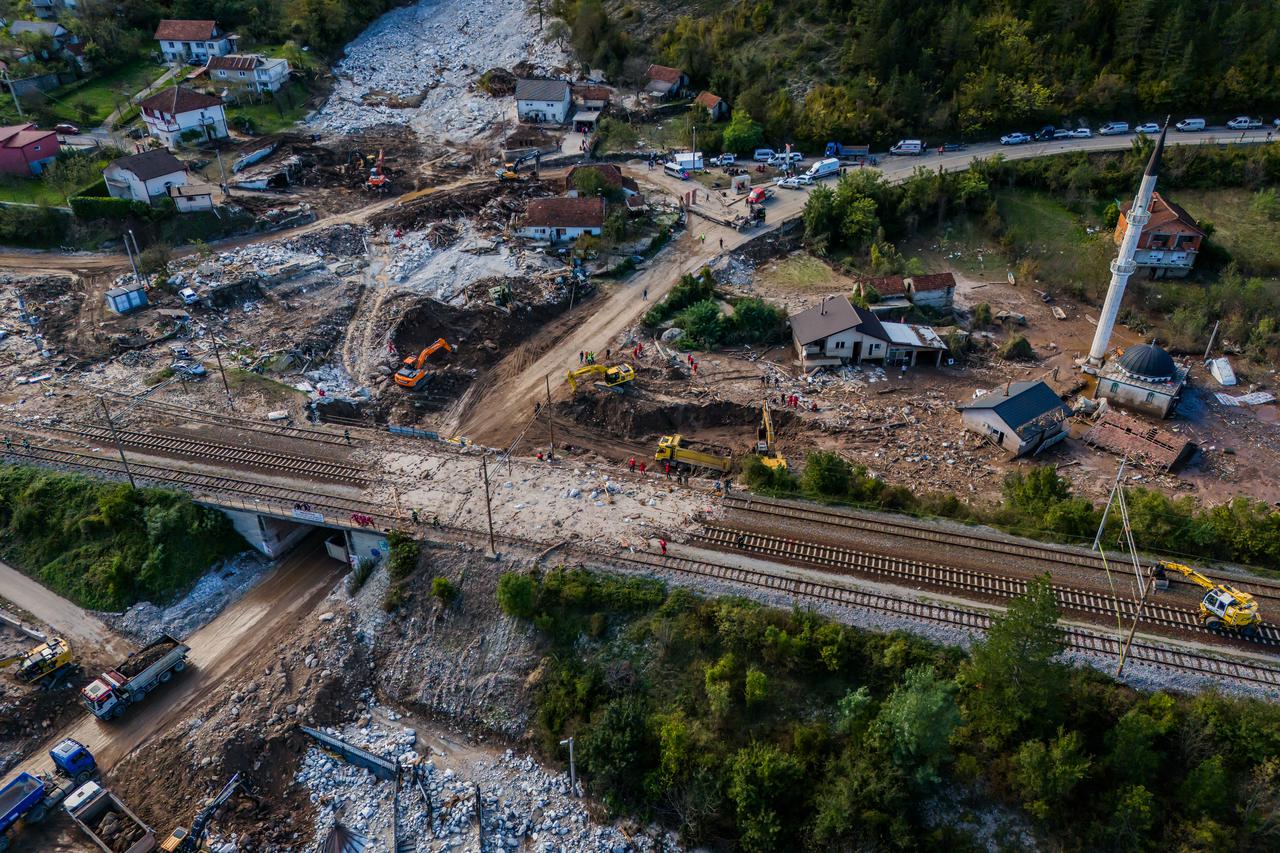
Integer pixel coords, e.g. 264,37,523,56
1157,560,1261,633
1157,560,1214,591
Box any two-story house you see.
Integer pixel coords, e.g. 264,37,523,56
1115,192,1204,279
154,20,234,64
515,78,571,124
790,295,946,371
103,148,188,204
206,54,290,93
138,86,228,148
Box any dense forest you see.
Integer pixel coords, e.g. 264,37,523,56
500,567,1280,852
553,0,1280,142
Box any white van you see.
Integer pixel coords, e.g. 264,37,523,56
662,162,689,179
889,139,925,155
752,148,776,162
1098,121,1129,135
805,157,841,181
1175,118,1206,132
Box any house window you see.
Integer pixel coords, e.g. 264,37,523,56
834,340,845,350
239,71,246,77
32,144,39,151
1145,391,1155,403
1110,382,1120,393
168,41,175,48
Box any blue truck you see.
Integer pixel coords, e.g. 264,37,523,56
0,738,97,851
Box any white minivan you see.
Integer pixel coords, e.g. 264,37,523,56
662,162,689,179
805,157,841,181
889,139,925,155
753,149,776,162
1098,121,1130,135
1175,118,1206,132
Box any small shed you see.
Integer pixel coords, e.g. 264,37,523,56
106,282,149,314
957,379,1071,457
694,91,728,121
168,183,216,212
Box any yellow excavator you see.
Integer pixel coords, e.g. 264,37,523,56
754,402,786,470
566,363,636,394
395,338,453,389
1156,560,1261,635
1,636,74,685
655,434,732,473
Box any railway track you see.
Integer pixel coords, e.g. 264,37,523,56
65,425,366,484
107,393,365,447
612,550,1280,690
721,494,1280,603
694,525,1280,647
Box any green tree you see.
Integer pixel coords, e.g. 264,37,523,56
726,741,804,852
497,572,536,618
1003,466,1073,517
744,666,768,707
1012,729,1092,820
431,576,458,605
580,695,654,809
722,108,763,154
959,574,1065,745
1107,784,1156,852
677,299,725,347
801,451,851,498
872,664,960,787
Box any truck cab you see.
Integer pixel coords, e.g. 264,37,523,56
81,673,125,719
51,739,97,784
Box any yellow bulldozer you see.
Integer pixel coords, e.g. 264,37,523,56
1,636,74,686
566,363,635,394
1156,559,1262,635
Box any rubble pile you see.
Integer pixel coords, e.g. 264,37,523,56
168,225,370,294
296,704,680,852
310,0,569,140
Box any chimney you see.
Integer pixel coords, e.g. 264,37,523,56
820,297,827,316
1005,380,1012,396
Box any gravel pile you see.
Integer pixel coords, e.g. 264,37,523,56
296,698,680,852
310,0,569,140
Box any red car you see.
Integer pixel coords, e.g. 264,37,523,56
747,187,768,204
53,123,79,135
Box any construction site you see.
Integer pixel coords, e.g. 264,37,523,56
0,0,1278,851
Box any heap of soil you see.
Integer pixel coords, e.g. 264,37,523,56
119,638,179,678
477,67,517,96
560,394,788,440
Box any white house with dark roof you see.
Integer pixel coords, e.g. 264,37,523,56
515,79,571,124
154,20,233,63
103,148,187,204
206,53,290,93
957,380,1072,457
138,86,227,148
790,295,945,371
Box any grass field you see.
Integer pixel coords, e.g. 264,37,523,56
1173,188,1280,275
0,175,72,207
43,59,169,127
225,81,311,134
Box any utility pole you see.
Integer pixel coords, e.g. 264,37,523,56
480,455,496,555
206,324,235,412
1092,458,1127,552
99,396,136,489
4,71,23,117
216,149,231,197
122,232,140,285
1203,320,1220,363
544,374,555,460
559,737,577,796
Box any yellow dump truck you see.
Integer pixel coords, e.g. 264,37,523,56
654,434,732,473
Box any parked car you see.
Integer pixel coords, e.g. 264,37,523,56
1032,126,1056,141
775,176,805,189
710,153,737,166
1000,132,1031,145
1052,129,1074,139
1098,121,1130,135
171,361,207,378
752,149,776,162
53,123,79,135
1174,118,1205,132
889,139,925,155
1135,122,1161,134
1071,127,1093,138
1227,116,1263,130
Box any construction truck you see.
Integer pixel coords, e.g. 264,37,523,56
754,403,786,471
0,739,98,852
1,635,74,686
395,338,453,389
65,782,156,853
365,149,388,192
566,363,636,394
161,773,241,853
81,634,190,721
654,434,732,474
1155,560,1261,635
495,150,540,181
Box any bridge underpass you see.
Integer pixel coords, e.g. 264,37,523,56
200,496,394,567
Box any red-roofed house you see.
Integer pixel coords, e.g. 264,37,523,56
694,91,728,121
644,64,688,98
154,20,234,63
563,164,639,197
138,87,228,148
206,54,290,93
0,124,58,176
906,272,956,310
515,197,605,242
1115,192,1204,278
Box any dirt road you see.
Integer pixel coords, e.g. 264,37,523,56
4,534,343,780
0,560,131,661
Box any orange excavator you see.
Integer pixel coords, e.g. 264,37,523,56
394,338,453,388
366,149,389,192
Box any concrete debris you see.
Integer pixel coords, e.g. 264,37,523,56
1215,390,1275,406
309,0,568,140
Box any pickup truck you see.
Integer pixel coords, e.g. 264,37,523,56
81,634,190,720
0,739,98,852
64,782,155,853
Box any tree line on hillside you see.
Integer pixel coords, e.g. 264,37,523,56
498,566,1280,852
551,0,1280,143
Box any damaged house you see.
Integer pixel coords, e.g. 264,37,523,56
790,295,947,371
515,197,604,243
957,380,1072,457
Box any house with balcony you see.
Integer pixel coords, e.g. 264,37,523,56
154,20,234,64
138,86,227,148
1115,192,1204,279
206,54,290,93
103,148,188,204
